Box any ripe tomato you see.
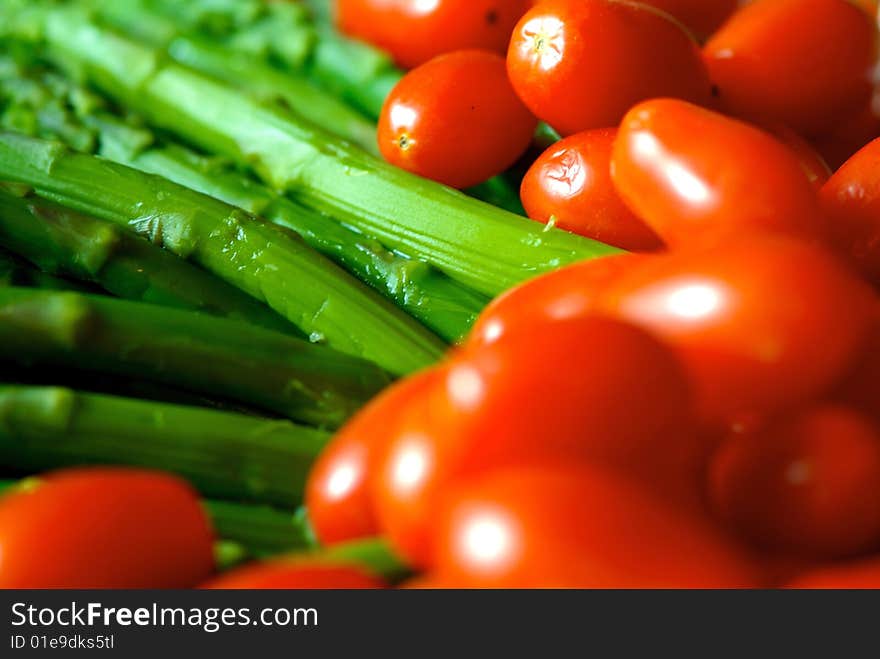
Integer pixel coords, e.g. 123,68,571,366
373,316,699,567
468,252,649,348
600,236,874,421
637,0,738,40
378,50,536,189
0,468,215,588
709,406,880,558
520,128,663,250
811,103,880,171
834,313,880,423
787,558,880,589
704,0,877,136
336,0,532,69
820,138,880,283
432,465,760,588
506,0,712,136
305,369,440,545
611,99,826,248
768,124,832,191
202,561,384,589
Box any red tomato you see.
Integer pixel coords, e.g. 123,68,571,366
520,128,663,250
611,99,826,248
432,465,760,588
787,558,880,589
305,369,440,545
203,561,383,589
820,138,880,283
812,103,880,171
373,316,699,567
709,406,880,558
336,0,532,69
378,50,536,189
0,468,215,588
637,0,738,40
768,124,832,191
506,0,712,136
599,236,874,421
468,252,649,348
704,0,877,136
834,314,880,423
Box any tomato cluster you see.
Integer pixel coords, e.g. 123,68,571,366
316,0,880,588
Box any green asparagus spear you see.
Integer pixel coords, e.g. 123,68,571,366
0,287,390,427
0,132,446,373
0,187,299,333
35,11,618,296
0,245,92,291
0,384,331,507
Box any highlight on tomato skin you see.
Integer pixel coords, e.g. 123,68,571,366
704,0,878,136
520,128,664,250
611,99,827,249
431,464,762,589
336,0,532,69
202,561,385,589
0,468,216,589
708,405,880,559
506,0,713,136
377,50,537,189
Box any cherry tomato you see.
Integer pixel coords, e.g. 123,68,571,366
468,252,649,348
520,128,663,250
820,138,880,283
506,0,712,136
637,0,738,41
812,102,880,171
306,370,439,545
378,50,536,189
704,0,877,136
432,464,760,588
709,406,880,558
787,558,880,589
599,236,874,421
373,316,699,567
202,561,383,589
834,314,880,423
767,123,832,191
611,99,826,248
0,468,215,588
336,0,532,69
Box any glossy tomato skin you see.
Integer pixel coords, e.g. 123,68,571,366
337,0,532,69
704,0,877,136
599,236,875,421
202,561,383,589
306,369,440,545
638,0,738,40
378,50,536,189
468,252,649,348
709,406,880,558
767,123,832,191
374,316,700,567
820,138,880,284
787,558,880,589
611,99,826,248
506,0,712,136
432,465,761,588
520,129,663,250
0,468,215,589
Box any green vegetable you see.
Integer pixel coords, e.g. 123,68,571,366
0,245,92,291
0,187,298,333
0,384,329,507
0,287,390,428
0,131,447,374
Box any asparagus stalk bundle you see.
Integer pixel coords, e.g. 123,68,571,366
0,187,298,333
0,245,93,292
0,287,390,428
0,132,446,373
20,8,618,297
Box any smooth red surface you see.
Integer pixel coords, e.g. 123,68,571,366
520,128,662,250
612,99,826,249
507,0,712,136
0,468,215,589
203,561,383,589
600,236,875,421
767,123,832,191
432,465,760,588
638,0,738,40
788,558,880,589
337,0,532,68
378,50,536,188
710,406,880,558
704,0,877,135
